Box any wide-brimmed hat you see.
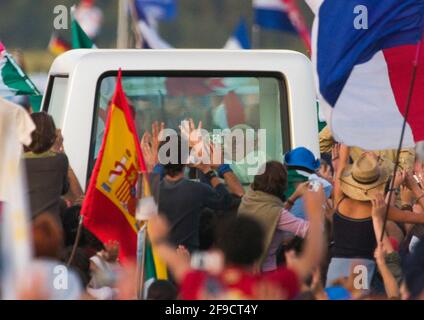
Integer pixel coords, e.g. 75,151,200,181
284,147,320,172
340,153,393,201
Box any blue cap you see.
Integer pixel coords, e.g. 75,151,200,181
325,286,352,300
284,147,320,172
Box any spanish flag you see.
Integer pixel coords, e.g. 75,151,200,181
81,70,167,283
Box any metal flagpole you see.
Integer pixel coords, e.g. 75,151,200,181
117,0,129,48
67,215,84,267
252,24,260,49
380,31,424,242
136,222,147,300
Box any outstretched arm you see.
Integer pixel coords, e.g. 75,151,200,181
388,205,424,224
220,169,245,197
371,193,400,299
405,171,424,210
285,186,326,280
374,242,400,299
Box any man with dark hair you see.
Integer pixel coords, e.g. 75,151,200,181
158,134,234,253
214,215,265,268
147,280,178,300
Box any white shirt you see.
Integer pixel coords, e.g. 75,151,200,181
0,97,35,200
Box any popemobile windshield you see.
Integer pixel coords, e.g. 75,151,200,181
42,49,319,190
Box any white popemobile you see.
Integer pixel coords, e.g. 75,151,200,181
42,49,319,190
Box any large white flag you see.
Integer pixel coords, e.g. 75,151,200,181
0,98,34,300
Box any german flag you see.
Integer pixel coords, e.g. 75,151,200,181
81,69,167,283
48,33,71,56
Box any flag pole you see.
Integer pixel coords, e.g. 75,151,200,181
380,32,424,242
136,221,147,299
117,0,129,48
252,24,260,49
67,215,84,267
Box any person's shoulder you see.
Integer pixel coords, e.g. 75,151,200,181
54,152,68,162
52,152,69,168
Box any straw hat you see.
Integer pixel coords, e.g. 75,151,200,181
340,153,393,201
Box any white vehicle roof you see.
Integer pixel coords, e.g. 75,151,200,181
49,48,312,74
45,49,319,187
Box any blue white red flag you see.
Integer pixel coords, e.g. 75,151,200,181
254,0,311,50
307,0,424,149
254,0,297,32
134,0,177,22
134,3,172,49
224,18,251,50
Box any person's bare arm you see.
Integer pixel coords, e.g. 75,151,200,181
374,242,400,299
381,170,424,224
404,171,424,210
284,182,308,210
371,193,395,252
385,171,405,207
193,163,221,188
285,186,326,280
148,215,191,283
371,193,399,298
66,165,84,202
221,171,245,197
387,205,424,224
209,144,244,196
51,129,83,204
140,121,165,172
388,176,424,223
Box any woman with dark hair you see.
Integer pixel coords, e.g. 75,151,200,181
238,161,310,272
24,112,70,219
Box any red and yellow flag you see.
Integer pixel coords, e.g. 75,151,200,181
81,70,146,262
48,34,71,56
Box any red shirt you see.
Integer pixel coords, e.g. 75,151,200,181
180,266,299,300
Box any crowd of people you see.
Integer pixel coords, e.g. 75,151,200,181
10,113,424,300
